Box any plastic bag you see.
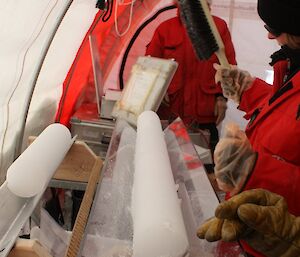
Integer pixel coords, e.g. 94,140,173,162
214,123,256,196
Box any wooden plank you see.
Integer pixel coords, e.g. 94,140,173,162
28,137,99,183
64,158,103,257
9,138,103,257
8,239,52,257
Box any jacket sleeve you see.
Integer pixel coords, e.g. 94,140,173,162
244,150,300,216
238,78,272,115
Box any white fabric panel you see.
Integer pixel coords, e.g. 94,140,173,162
25,0,98,148
0,0,97,183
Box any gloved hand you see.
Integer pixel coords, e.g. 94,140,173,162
197,216,246,242
214,123,256,196
214,64,255,104
214,96,227,126
197,189,300,257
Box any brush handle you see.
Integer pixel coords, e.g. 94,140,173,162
216,49,230,68
200,0,231,69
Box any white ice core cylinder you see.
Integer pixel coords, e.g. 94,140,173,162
7,123,74,198
132,111,189,257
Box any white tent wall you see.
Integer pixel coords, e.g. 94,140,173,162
0,0,98,183
0,0,280,183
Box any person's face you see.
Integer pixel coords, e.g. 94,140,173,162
264,24,287,46
268,33,288,46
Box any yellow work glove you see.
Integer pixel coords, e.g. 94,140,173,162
214,123,256,196
214,64,255,104
197,189,300,257
214,96,227,126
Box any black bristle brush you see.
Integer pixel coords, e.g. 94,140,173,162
177,0,230,68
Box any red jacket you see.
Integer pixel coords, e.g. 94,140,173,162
238,61,300,256
145,12,236,126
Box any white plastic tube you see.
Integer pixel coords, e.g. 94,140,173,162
7,123,74,198
132,111,189,257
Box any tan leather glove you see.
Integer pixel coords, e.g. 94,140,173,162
214,96,227,126
197,189,300,257
197,216,246,242
214,123,256,196
214,64,255,104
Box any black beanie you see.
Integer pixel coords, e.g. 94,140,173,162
258,0,300,36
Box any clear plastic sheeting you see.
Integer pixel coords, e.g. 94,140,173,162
85,119,136,242
0,182,46,257
79,118,245,257
31,209,72,257
32,118,244,256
